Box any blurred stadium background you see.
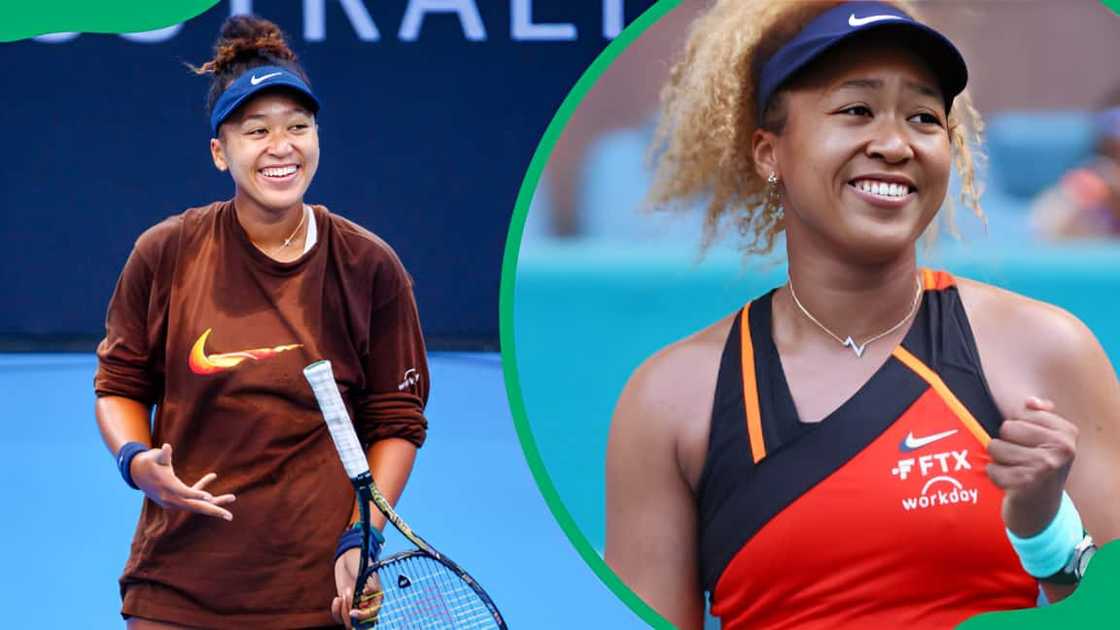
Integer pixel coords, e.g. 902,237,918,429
514,0,1120,569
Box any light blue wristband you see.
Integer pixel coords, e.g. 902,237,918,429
1006,491,1084,578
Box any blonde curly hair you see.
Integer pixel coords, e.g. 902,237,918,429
648,0,986,254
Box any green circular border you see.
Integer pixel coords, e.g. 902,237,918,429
498,1,680,627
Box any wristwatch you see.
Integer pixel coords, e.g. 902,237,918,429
1042,533,1097,585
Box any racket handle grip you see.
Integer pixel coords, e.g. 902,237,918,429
352,485,378,630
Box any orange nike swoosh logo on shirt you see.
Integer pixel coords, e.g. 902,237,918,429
188,328,303,375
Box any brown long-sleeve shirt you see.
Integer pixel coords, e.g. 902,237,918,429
95,200,428,627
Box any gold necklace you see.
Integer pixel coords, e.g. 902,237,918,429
250,206,307,252
787,274,923,358
280,206,308,248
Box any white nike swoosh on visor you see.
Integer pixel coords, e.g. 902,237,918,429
250,71,283,85
902,429,959,450
849,14,906,27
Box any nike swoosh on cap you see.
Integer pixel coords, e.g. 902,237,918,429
250,71,283,86
849,14,907,28
899,428,959,452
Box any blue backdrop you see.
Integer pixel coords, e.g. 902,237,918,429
0,0,654,349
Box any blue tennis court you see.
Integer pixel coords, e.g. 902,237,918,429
0,352,643,628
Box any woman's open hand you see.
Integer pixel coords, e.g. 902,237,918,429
131,443,236,520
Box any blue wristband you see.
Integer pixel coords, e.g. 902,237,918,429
1006,491,1084,578
335,523,385,561
116,442,148,490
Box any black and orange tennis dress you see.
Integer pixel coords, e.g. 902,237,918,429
698,270,1038,629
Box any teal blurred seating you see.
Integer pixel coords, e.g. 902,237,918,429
521,175,554,242
986,111,1097,199
576,121,707,243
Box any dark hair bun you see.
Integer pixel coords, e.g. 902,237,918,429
192,15,297,76
191,15,312,117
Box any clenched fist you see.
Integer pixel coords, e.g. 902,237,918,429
987,397,1078,537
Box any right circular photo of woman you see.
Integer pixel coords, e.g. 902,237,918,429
503,1,1120,628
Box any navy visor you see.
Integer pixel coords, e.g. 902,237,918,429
757,1,967,121
209,65,320,137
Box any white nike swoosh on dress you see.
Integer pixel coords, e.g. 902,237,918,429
900,428,959,451
849,14,906,27
250,71,283,85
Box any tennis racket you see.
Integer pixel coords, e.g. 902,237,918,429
304,360,507,629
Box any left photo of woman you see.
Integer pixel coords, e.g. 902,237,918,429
0,2,660,628
94,16,428,628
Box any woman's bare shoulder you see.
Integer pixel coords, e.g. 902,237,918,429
955,276,1106,406
955,277,1096,360
619,313,736,417
611,312,738,484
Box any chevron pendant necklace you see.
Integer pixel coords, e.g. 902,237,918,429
787,274,923,358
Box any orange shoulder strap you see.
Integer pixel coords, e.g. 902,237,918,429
740,303,767,463
920,268,956,291
891,346,991,446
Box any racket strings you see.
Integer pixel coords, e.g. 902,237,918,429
374,577,491,627
372,568,486,628
364,554,500,629
375,580,491,627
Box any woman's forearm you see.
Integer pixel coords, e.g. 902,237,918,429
95,395,154,455
350,437,418,530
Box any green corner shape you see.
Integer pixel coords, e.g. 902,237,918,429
959,540,1119,629
498,1,681,627
0,0,219,42
1102,0,1120,15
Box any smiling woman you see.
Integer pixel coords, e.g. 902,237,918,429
604,1,1120,629
93,14,429,629
193,15,323,262
761,37,955,266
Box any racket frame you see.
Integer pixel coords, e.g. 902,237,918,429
351,470,507,629
306,360,506,629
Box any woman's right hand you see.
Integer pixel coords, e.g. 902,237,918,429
131,443,236,520
332,547,383,630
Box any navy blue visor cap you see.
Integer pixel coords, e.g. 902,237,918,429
210,65,320,137
757,1,968,122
